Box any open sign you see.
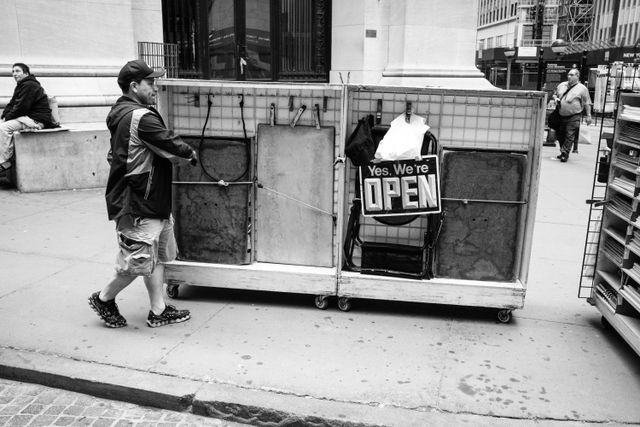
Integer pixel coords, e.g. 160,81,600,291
359,156,441,217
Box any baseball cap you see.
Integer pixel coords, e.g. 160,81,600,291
117,59,165,88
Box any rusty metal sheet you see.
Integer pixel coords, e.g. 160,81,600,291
434,150,527,281
172,137,250,264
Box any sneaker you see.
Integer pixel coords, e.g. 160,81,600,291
556,154,563,159
147,305,191,328
0,162,11,177
572,149,579,154
88,292,127,328
560,155,568,163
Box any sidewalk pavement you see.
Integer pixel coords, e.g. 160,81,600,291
1,125,639,427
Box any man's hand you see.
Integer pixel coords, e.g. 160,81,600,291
585,116,592,126
189,149,198,166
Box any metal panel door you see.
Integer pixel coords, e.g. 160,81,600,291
255,124,335,267
434,150,527,281
173,137,251,264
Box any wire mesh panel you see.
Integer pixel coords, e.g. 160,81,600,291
580,185,607,298
159,80,344,267
161,81,342,141
348,89,536,151
344,86,544,277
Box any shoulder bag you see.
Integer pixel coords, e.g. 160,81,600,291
548,84,576,131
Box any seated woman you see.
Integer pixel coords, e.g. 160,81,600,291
0,63,58,173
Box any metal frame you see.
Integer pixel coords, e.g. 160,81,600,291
158,79,343,300
339,85,545,314
157,79,545,317
587,92,640,356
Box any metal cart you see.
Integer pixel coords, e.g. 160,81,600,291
158,80,545,321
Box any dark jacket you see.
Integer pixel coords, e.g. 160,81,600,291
1,75,56,128
105,95,194,220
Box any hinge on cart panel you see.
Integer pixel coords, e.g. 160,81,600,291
586,199,609,207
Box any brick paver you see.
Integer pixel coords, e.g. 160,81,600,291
0,379,245,427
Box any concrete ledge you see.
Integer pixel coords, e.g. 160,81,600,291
14,125,110,192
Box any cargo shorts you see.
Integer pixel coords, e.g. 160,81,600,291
114,214,177,276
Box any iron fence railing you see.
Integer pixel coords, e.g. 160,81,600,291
138,42,179,78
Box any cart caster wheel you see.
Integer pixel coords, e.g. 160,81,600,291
166,284,179,299
497,309,512,324
314,295,330,310
337,297,352,312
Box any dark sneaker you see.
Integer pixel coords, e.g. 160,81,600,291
88,292,127,328
572,149,579,154
147,305,191,328
560,155,568,163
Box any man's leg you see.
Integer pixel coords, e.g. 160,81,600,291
89,215,139,328
562,116,581,161
89,273,134,328
0,119,27,164
143,263,166,315
100,273,136,300
145,217,190,327
556,121,567,158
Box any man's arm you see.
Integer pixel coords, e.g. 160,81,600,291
4,82,36,120
552,82,565,102
1,98,14,120
137,112,196,162
582,86,592,124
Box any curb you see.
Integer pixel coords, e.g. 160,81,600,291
0,346,402,427
0,347,578,427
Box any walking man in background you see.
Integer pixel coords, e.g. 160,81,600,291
553,68,592,162
89,60,198,328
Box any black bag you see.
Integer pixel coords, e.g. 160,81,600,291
548,106,561,131
597,154,610,183
345,115,376,166
548,83,578,131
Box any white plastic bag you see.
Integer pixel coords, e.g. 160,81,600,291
374,112,429,160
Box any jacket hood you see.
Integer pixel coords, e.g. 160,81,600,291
106,96,145,133
17,75,40,86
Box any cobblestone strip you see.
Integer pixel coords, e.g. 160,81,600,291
0,378,245,426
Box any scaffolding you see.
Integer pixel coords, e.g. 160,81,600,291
557,0,594,44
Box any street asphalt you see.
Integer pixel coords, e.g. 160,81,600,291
1,123,639,426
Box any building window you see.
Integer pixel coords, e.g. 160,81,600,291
162,0,331,82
